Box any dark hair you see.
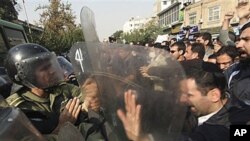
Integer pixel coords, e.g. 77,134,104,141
170,41,186,55
198,32,213,47
208,53,217,59
240,22,250,33
216,46,239,61
190,43,205,60
181,60,227,99
170,38,177,42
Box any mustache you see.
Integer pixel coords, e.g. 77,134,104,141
237,48,246,54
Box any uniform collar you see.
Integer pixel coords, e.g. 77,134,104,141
22,91,50,103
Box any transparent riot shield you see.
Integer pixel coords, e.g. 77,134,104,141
69,42,187,141
58,122,85,141
80,6,99,42
0,107,46,141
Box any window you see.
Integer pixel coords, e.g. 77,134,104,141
163,1,167,5
189,12,196,25
208,6,220,22
171,0,176,4
135,24,140,27
159,5,179,27
0,33,7,53
4,27,26,47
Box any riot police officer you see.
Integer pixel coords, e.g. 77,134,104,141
4,43,105,141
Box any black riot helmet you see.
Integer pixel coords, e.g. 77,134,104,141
4,43,64,89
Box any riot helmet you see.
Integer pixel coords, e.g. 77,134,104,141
4,43,64,89
57,56,74,79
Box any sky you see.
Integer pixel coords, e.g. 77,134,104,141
17,0,155,41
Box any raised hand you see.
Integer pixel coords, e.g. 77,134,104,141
140,66,150,77
117,90,142,141
224,12,234,21
54,98,81,133
81,77,101,112
60,98,81,123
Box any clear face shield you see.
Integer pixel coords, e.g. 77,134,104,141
57,56,74,79
16,52,64,89
69,42,187,140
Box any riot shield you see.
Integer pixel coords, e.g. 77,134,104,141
58,122,85,141
0,107,46,141
80,6,99,42
69,42,187,141
0,68,12,98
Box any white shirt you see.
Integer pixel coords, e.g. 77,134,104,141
198,108,222,126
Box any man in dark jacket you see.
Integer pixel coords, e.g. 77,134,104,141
224,22,250,105
182,60,250,141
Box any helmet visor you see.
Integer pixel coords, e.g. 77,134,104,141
57,56,74,79
17,53,64,89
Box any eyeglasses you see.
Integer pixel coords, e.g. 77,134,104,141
170,50,177,53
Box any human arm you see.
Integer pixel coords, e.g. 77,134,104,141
81,77,101,113
53,98,81,134
219,12,236,46
117,90,152,141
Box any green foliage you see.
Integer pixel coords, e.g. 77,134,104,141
36,0,84,54
0,0,18,21
112,30,123,39
120,19,164,45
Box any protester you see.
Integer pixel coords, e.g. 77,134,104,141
216,46,239,71
196,32,214,61
169,41,186,61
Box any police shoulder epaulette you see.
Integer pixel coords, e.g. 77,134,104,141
7,93,25,107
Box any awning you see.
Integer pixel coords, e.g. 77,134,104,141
171,24,182,35
200,27,221,34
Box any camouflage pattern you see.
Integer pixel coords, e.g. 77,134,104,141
6,82,106,141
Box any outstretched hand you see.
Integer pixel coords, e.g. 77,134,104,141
140,66,150,77
81,77,101,112
117,90,142,141
59,98,81,124
54,98,81,133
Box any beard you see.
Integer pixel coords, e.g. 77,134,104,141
238,48,249,61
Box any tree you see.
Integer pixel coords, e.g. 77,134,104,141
0,0,19,21
112,30,123,39
121,19,164,45
36,0,84,54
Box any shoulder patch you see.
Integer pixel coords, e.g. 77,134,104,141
6,93,25,107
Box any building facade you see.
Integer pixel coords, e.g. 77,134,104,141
157,0,186,34
184,0,238,34
123,17,151,33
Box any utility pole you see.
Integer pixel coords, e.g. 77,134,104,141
22,0,33,42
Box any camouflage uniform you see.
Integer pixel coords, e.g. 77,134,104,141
6,82,106,141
